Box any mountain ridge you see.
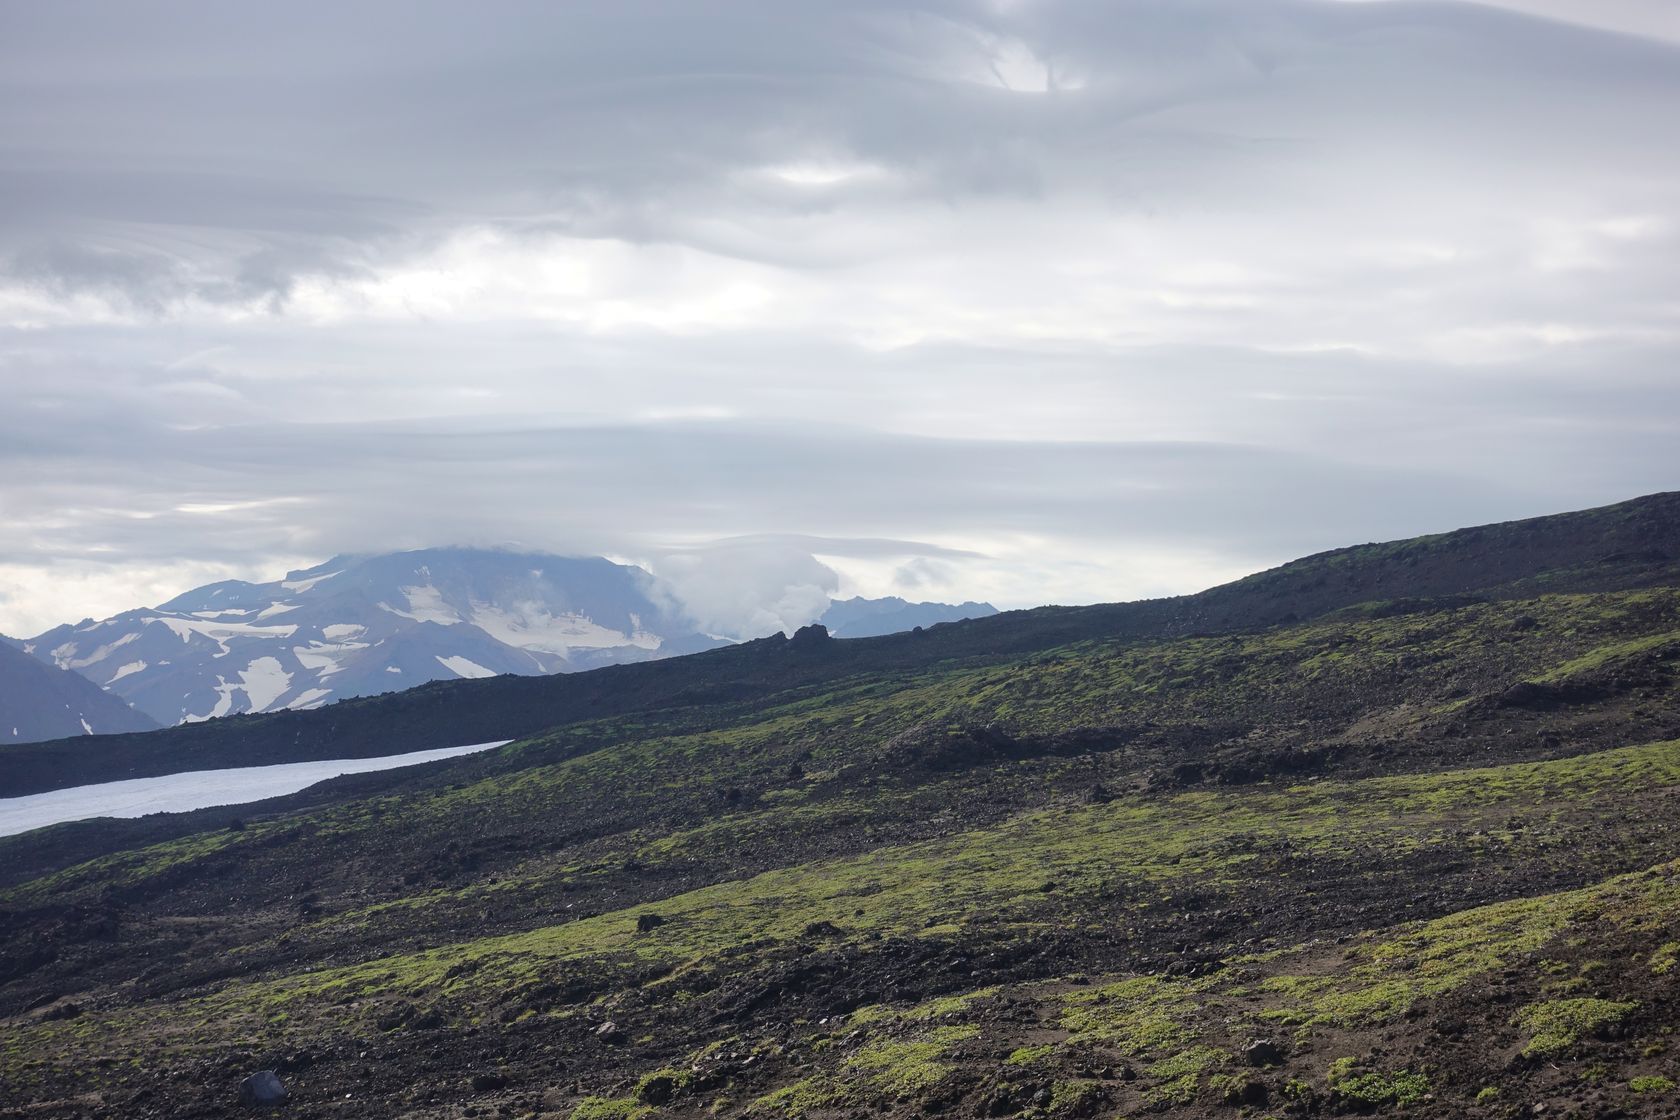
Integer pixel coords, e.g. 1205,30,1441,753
16,548,995,732
0,641,159,746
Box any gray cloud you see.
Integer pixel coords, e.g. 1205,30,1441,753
0,0,1677,634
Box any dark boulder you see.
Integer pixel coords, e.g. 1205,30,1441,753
238,1070,287,1107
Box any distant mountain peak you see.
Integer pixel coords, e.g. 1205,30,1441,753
818,595,997,639
22,550,996,727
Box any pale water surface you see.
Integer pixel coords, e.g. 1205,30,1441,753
0,740,511,838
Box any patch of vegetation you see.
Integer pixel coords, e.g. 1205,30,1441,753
1005,1044,1056,1066
1513,998,1637,1057
1062,974,1213,1055
1048,1078,1103,1115
1326,1058,1431,1107
749,1077,843,1116
1142,1046,1228,1106
842,1025,978,1096
570,1096,653,1120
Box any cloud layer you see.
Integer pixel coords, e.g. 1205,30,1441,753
2,1,1678,635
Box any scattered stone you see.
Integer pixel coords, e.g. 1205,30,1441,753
636,913,666,933
594,1020,624,1044
471,1071,508,1091
1243,1038,1284,1067
238,1070,287,1108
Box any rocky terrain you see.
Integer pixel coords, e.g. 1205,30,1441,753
2,492,1680,1118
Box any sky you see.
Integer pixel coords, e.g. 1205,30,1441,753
2,0,1678,638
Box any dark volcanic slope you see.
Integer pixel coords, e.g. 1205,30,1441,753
3,491,1680,1119
0,642,158,747
4,490,1678,797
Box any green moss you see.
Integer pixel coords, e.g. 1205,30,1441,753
1048,1079,1103,1115
843,1025,978,1096
1650,941,1678,976
570,1096,652,1120
1062,974,1213,1055
1512,998,1637,1058
1528,630,1680,684
1325,1060,1429,1107
1141,1046,1227,1106
1629,1076,1675,1093
900,987,999,1021
1006,1044,1056,1066
633,1068,692,1104
1476,1086,1499,1102
749,1077,843,1116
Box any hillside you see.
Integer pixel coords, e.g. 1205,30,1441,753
4,492,1676,798
0,642,158,746
2,492,1680,1118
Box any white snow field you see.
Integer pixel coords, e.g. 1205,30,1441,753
0,740,512,838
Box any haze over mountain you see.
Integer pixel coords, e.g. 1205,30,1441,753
14,549,995,729
0,641,157,745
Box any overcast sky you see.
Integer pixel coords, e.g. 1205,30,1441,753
2,0,1678,637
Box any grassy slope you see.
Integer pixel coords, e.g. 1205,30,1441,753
2,495,1680,1118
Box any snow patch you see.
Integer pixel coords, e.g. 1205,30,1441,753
56,631,141,670
156,616,298,655
256,602,301,620
436,654,497,679
240,657,291,710
188,655,293,722
0,741,514,837
469,601,657,656
287,688,333,710
292,634,368,679
281,570,343,594
393,584,461,625
80,718,93,735
321,623,366,641
108,660,148,683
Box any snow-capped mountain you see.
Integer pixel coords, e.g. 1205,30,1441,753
0,640,159,745
21,550,722,728
21,549,998,728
